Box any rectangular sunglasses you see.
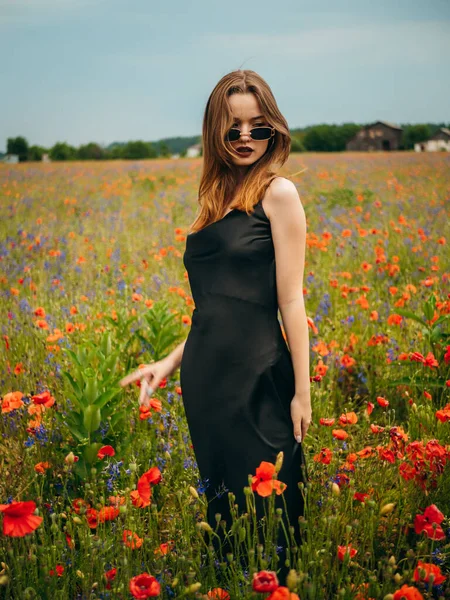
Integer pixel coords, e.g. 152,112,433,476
226,126,275,142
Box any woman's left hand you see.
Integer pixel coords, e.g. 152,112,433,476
290,394,312,443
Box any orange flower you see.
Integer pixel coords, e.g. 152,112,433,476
97,506,119,523
332,429,349,440
413,561,446,586
154,541,174,556
207,588,230,599
123,529,143,549
1,391,24,413
393,584,424,600
376,396,389,408
251,461,287,497
34,461,51,474
339,411,358,426
0,501,43,537
266,587,300,600
313,448,333,464
319,417,335,426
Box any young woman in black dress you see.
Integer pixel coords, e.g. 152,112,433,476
121,69,312,583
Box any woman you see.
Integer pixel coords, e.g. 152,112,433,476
120,69,312,582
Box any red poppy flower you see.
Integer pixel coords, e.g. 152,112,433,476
123,529,143,549
319,417,335,426
129,573,160,598
86,507,98,528
337,544,358,561
31,391,55,408
252,570,279,593
393,584,424,600
136,467,162,506
49,564,64,577
332,429,348,440
413,561,446,586
266,587,300,600
97,506,119,523
207,588,230,599
72,498,90,514
313,447,332,464
251,461,287,497
414,504,445,540
105,567,117,590
97,445,115,459
0,501,43,537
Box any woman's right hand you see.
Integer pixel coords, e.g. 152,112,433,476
119,358,173,408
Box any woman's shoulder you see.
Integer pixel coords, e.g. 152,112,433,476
263,176,299,219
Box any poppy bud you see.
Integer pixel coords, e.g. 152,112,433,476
275,451,284,473
332,482,340,496
189,486,199,500
380,503,395,516
197,521,213,533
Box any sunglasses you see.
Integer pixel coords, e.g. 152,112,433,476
226,126,275,142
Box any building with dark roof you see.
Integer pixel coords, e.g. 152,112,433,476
346,121,403,151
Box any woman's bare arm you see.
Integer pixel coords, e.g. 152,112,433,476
165,339,187,376
264,177,312,443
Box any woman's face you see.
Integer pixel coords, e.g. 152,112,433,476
227,93,271,168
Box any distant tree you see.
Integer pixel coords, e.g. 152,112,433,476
401,125,432,150
49,142,77,161
121,140,156,160
303,124,361,152
104,146,125,159
77,143,104,160
159,142,171,158
28,145,47,161
290,134,306,153
7,136,29,161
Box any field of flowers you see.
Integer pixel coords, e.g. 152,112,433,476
0,152,449,600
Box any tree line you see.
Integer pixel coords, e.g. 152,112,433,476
4,123,448,162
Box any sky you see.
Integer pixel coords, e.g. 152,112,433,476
0,0,449,150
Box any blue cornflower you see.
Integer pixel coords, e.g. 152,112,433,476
24,437,35,447
197,477,210,494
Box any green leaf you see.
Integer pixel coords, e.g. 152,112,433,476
93,388,122,410
83,405,102,433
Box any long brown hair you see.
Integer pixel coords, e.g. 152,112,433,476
189,69,291,234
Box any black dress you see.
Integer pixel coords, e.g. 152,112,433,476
180,194,309,576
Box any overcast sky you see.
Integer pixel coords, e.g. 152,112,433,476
1,0,449,150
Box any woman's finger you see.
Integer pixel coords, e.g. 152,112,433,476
139,378,151,408
120,365,153,388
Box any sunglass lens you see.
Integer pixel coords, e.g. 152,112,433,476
227,129,240,142
251,127,272,140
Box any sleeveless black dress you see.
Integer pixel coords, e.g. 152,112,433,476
180,195,309,573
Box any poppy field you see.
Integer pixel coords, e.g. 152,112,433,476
0,152,449,599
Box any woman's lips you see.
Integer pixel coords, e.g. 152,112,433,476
234,148,254,156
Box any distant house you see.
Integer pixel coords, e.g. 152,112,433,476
186,143,202,158
346,121,403,151
42,153,51,163
1,154,19,163
414,128,450,152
